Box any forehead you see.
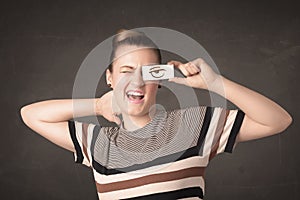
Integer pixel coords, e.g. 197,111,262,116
113,45,159,67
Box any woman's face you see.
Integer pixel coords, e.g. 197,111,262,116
106,45,160,118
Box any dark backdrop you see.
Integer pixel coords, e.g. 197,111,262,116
1,0,299,199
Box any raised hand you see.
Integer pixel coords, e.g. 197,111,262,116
96,91,121,125
167,58,222,91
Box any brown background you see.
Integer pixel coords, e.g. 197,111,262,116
0,0,299,199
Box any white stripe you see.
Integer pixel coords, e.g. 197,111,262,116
87,124,95,162
217,110,238,154
74,121,91,167
93,156,209,184
99,176,205,200
202,107,223,157
178,197,202,200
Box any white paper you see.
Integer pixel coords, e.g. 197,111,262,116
142,64,174,81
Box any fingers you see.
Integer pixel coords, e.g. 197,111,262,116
113,114,121,125
107,113,121,125
167,60,183,67
168,60,200,77
185,62,200,76
168,60,188,76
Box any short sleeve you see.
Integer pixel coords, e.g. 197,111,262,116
67,120,99,167
206,106,245,156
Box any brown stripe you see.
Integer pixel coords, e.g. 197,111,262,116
95,166,205,193
82,123,90,162
209,109,230,160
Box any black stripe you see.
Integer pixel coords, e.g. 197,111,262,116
90,124,100,156
197,106,214,156
68,120,84,163
92,144,202,175
120,187,203,200
225,109,245,153
91,107,216,175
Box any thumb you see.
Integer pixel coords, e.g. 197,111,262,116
113,114,122,126
168,77,188,86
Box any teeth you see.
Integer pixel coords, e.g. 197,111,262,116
127,91,144,96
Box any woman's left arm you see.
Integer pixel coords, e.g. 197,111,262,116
213,75,292,142
168,59,293,143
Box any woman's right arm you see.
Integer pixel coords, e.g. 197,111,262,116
20,98,99,152
20,91,120,152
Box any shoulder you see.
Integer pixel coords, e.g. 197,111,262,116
167,106,207,117
165,106,208,128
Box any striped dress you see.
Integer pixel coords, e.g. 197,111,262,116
68,106,245,200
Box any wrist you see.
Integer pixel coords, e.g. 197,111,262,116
94,98,102,116
207,75,225,93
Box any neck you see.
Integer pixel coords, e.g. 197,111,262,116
121,109,156,131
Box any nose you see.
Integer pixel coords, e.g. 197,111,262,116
130,67,144,87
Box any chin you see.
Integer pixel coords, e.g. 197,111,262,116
121,103,155,117
125,107,149,117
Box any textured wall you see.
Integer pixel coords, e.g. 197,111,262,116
1,0,299,199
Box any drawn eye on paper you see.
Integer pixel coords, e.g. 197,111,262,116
142,64,174,81
149,66,166,78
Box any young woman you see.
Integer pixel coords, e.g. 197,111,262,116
20,29,292,200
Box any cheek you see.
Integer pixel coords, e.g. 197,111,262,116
112,74,130,89
146,84,158,96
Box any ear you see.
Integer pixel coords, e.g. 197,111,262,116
106,69,113,86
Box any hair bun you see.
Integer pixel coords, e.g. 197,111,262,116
114,29,145,44
117,29,128,34
108,28,161,71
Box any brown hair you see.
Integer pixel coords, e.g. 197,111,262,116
108,29,162,72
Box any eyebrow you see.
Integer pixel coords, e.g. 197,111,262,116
119,63,160,70
119,66,136,71
119,65,136,69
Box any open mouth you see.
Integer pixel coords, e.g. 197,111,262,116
126,90,145,101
